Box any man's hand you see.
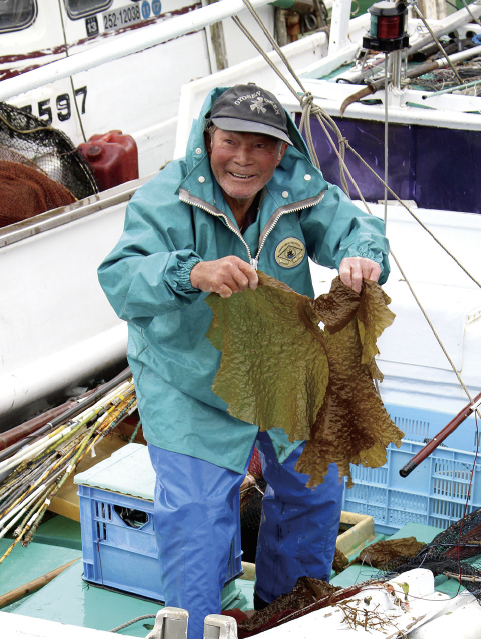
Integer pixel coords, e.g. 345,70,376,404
338,257,381,294
190,256,258,298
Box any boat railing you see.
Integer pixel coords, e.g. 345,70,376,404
0,173,154,249
0,0,272,103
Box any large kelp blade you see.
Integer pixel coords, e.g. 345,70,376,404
357,280,395,365
206,272,329,443
296,315,402,487
207,272,403,487
296,277,402,487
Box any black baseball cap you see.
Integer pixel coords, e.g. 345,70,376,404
209,84,292,145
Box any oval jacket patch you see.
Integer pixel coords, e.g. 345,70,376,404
274,237,306,268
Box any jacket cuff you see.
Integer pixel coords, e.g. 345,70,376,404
343,247,383,265
177,255,202,292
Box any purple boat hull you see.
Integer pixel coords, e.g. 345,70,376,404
302,116,481,214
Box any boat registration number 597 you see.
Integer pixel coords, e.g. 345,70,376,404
102,4,142,31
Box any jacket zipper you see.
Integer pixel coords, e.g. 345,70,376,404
179,189,253,262
253,192,325,269
179,188,325,269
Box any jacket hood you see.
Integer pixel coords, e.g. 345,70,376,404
179,87,328,212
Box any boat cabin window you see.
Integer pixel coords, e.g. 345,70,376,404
0,0,36,32
65,0,112,19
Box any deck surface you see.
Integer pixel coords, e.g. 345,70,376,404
0,516,466,635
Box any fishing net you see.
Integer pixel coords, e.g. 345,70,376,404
381,507,481,602
239,448,266,562
239,474,265,528
0,101,97,201
409,55,481,93
240,448,265,528
0,160,76,226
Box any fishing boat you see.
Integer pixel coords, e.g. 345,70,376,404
1,1,481,637
0,0,334,431
1,0,277,175
185,0,481,539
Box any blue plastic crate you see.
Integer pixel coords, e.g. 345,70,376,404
75,445,242,601
343,439,481,534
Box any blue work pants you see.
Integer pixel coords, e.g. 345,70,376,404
148,435,343,639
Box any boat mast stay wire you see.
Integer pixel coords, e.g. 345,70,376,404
384,53,389,231
409,0,464,85
235,0,481,421
56,0,87,143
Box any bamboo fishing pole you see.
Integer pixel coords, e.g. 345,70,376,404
0,367,132,463
0,557,80,609
22,394,137,546
0,379,132,479
0,489,51,566
0,378,136,561
0,439,80,527
0,379,133,517
22,390,136,542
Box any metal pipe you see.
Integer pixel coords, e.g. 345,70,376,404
384,52,389,231
391,50,403,92
423,77,481,98
0,0,272,102
436,43,481,66
408,3,481,55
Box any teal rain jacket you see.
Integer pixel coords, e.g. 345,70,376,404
98,88,390,474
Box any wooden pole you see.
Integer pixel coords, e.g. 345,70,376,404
400,391,481,478
0,557,80,609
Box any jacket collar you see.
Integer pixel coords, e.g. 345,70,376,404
177,147,327,213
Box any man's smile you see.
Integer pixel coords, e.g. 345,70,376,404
229,173,255,181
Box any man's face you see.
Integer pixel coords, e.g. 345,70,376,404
207,129,287,202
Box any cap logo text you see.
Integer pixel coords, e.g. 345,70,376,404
234,92,280,115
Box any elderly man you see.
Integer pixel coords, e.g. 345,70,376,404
98,84,389,639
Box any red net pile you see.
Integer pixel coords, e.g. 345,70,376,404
0,160,76,227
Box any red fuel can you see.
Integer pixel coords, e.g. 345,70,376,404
78,130,138,192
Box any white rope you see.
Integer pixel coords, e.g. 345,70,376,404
109,614,156,633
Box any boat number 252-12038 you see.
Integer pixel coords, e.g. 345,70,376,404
19,87,87,125
103,4,142,31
